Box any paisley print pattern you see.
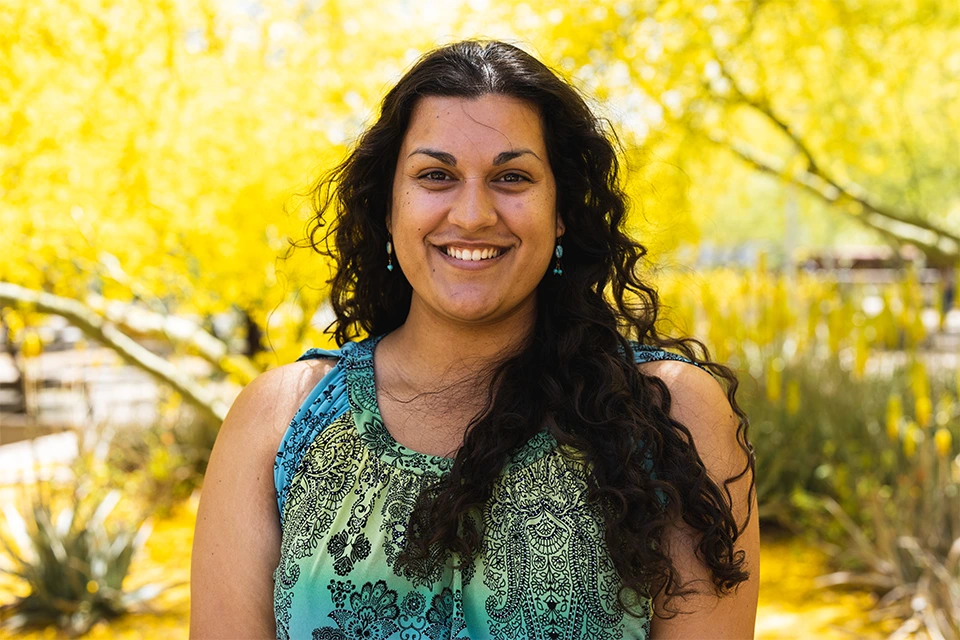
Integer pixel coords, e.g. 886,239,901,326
632,343,697,367
274,345,352,523
273,336,692,639
482,457,625,639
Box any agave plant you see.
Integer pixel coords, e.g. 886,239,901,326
0,485,166,637
780,356,960,640
815,495,960,640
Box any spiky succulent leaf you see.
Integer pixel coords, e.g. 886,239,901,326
0,486,169,635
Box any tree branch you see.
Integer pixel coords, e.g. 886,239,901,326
709,58,960,258
66,252,261,383
88,295,262,385
0,283,228,424
711,133,958,263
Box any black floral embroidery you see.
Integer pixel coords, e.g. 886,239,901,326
273,413,362,637
316,580,401,640
328,580,354,608
479,454,626,638
274,589,293,640
401,590,426,616
314,582,465,640
632,343,702,368
328,531,373,576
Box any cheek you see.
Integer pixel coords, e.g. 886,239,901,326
394,190,447,232
391,197,431,269
504,194,556,238
393,189,411,218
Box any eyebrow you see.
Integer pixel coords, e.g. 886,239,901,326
493,149,540,165
407,148,542,166
408,148,457,166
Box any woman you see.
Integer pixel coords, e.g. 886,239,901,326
191,40,759,639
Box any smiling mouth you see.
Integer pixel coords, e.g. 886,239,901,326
441,246,506,262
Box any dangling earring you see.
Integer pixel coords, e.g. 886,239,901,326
386,238,394,272
552,236,564,276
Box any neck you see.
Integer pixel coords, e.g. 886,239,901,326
376,296,536,394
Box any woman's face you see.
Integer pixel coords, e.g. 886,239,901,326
389,94,563,329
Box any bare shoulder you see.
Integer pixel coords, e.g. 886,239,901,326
638,359,742,478
637,359,730,414
227,357,339,444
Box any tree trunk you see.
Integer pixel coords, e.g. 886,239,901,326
0,283,228,425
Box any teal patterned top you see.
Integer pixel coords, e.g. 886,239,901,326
273,335,695,640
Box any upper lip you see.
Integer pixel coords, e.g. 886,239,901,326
433,241,511,250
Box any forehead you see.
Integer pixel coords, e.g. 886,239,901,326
401,95,546,157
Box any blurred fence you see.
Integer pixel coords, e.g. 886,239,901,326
0,349,159,446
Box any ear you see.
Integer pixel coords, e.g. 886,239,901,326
556,214,565,238
385,208,392,235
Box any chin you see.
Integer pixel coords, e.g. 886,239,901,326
411,285,536,326
437,291,538,327
439,301,504,324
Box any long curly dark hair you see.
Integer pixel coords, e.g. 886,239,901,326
306,40,754,616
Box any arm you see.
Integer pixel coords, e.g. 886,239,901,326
642,361,760,640
190,359,335,640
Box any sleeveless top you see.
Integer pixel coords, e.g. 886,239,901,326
273,335,697,640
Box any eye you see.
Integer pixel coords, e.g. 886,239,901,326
497,172,529,184
418,170,451,182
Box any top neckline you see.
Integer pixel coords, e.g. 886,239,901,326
342,335,555,477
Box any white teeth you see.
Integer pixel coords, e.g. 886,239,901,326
444,246,502,261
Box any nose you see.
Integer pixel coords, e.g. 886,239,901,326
447,178,498,231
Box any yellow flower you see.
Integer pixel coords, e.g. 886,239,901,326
934,428,953,458
20,331,42,358
909,361,929,399
786,380,801,417
909,311,926,346
4,310,25,335
915,395,933,429
886,395,902,441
